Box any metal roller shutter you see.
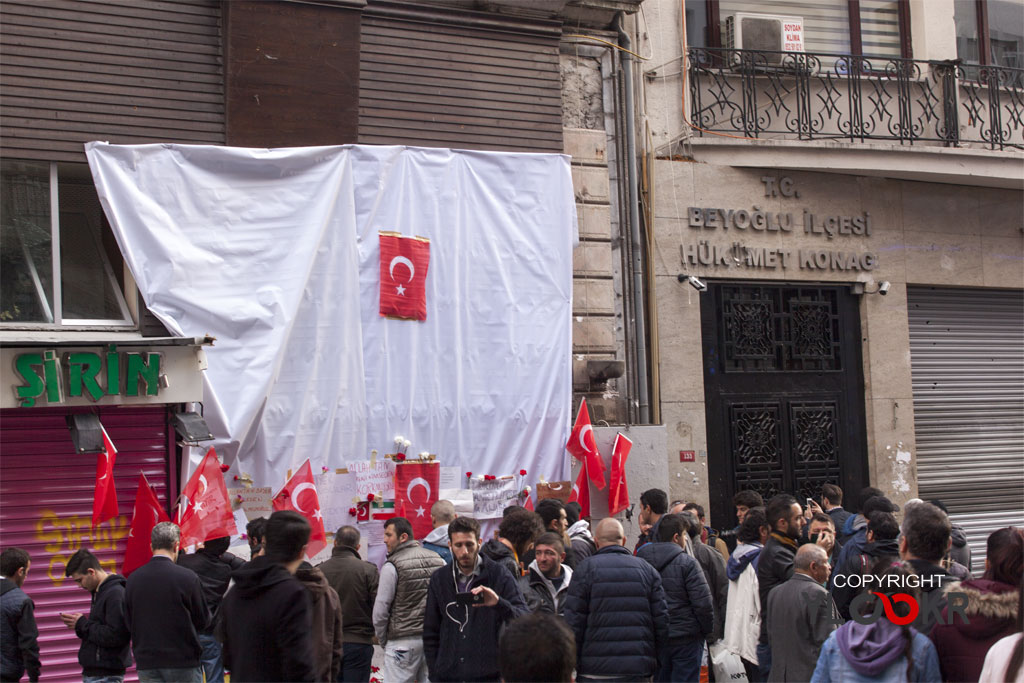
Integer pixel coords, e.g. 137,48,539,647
908,286,1024,573
0,406,173,682
360,2,564,152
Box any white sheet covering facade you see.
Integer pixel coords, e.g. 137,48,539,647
86,143,576,489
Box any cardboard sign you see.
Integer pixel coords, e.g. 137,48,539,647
349,460,396,497
469,477,518,518
536,481,573,504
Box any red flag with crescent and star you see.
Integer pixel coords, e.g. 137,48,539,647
123,474,170,576
92,425,119,527
395,461,439,539
566,398,606,490
272,459,327,558
607,433,632,516
568,463,591,519
178,448,237,549
379,232,430,321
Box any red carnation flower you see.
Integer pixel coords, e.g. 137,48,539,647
367,493,375,502
466,471,472,478
220,463,230,473
519,469,527,476
348,507,358,516
396,453,406,461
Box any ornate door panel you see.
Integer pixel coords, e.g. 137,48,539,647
702,283,868,528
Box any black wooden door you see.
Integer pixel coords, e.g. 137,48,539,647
701,282,868,528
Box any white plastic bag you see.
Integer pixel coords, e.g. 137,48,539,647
709,641,750,683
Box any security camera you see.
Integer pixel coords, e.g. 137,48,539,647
878,281,891,296
685,275,707,292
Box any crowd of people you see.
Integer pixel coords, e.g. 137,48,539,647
0,486,1021,683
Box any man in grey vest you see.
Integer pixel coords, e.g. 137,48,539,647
373,516,445,683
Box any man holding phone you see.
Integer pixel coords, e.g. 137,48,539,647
423,516,528,682
62,549,131,683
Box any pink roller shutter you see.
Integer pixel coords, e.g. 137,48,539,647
0,406,172,683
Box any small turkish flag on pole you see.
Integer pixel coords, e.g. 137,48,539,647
178,449,237,548
272,460,327,558
92,425,119,527
395,462,440,539
568,463,591,519
379,232,430,321
123,474,170,576
607,433,633,516
566,398,606,490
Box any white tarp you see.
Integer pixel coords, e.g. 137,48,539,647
86,143,576,490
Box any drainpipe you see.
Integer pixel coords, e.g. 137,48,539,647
616,11,649,424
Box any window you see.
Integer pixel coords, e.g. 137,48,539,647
955,0,1024,69
1,160,133,326
687,0,910,59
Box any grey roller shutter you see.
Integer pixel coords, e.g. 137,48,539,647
359,2,563,152
908,286,1024,573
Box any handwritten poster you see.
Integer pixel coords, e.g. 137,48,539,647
314,470,360,534
227,487,272,520
469,477,517,518
349,460,396,497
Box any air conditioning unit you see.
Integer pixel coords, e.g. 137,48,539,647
724,13,804,65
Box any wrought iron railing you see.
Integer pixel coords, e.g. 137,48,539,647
687,48,1024,150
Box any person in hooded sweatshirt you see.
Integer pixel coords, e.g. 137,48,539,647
932,526,1023,682
217,510,315,683
565,502,597,563
62,549,131,683
724,507,769,683
831,511,900,620
295,561,343,682
811,559,941,683
637,513,714,682
480,509,543,580
423,500,456,564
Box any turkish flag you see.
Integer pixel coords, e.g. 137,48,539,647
607,433,632,516
566,398,606,490
379,232,430,321
272,460,327,558
178,449,237,548
92,425,119,527
568,463,591,519
123,474,170,576
395,462,439,539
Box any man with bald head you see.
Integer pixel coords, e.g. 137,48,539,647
765,544,838,682
563,519,669,681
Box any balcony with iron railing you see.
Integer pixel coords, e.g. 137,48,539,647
686,47,1024,151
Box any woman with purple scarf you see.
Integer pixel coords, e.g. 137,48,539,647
811,560,941,682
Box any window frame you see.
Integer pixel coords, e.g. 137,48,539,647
701,0,912,59
0,160,136,330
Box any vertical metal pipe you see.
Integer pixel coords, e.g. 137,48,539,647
615,12,649,424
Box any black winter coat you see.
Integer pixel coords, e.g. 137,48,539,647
692,539,729,642
757,533,797,643
423,554,528,682
177,549,244,634
563,545,670,678
217,556,314,682
75,574,132,676
479,539,521,580
637,542,714,641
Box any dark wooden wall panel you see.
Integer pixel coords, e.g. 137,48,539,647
224,1,360,148
0,0,225,163
360,4,563,152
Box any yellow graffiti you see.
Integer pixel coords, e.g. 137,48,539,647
35,510,130,585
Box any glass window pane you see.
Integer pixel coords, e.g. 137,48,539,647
955,0,981,65
988,0,1024,68
685,0,708,48
58,172,129,322
719,0,851,54
860,0,901,59
1,160,54,323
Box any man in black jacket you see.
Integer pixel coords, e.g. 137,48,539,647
0,548,40,683
831,511,900,619
519,532,573,616
125,522,209,683
681,511,729,643
317,525,379,683
637,514,713,682
423,516,528,681
218,510,315,682
564,518,670,681
755,494,805,680
62,549,132,682
177,537,243,683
